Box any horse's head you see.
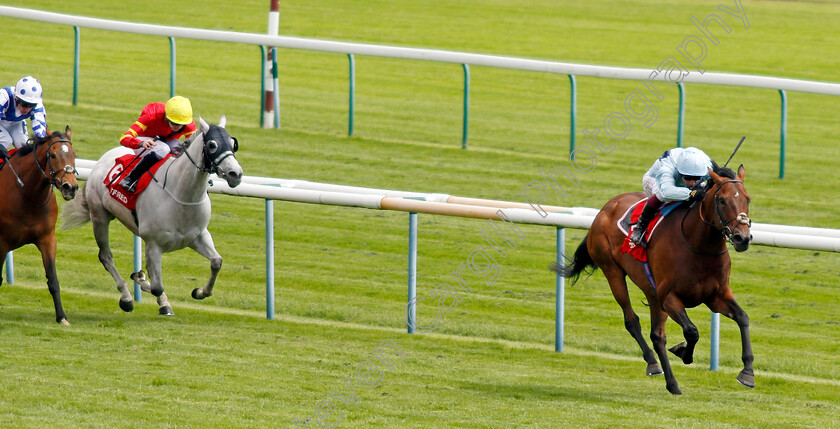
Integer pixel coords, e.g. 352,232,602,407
196,116,243,188
704,164,751,252
38,126,78,201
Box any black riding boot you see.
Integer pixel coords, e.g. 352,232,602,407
629,202,659,248
119,153,162,193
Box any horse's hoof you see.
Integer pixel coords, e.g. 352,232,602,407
646,363,663,376
737,370,755,388
668,341,693,365
130,271,146,282
58,318,71,326
191,288,210,300
667,384,683,395
159,306,174,316
119,299,134,312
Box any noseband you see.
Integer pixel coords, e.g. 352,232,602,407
681,179,751,255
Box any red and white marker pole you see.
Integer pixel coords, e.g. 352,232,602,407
263,0,280,128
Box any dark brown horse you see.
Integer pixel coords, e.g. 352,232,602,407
553,164,753,395
0,127,78,325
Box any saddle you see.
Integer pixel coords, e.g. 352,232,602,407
0,147,20,169
618,199,682,262
104,153,172,210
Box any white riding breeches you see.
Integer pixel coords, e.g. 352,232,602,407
0,120,29,150
132,137,181,157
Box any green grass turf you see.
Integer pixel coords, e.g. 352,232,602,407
1,0,839,427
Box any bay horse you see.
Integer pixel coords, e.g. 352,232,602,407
553,164,753,395
61,116,242,316
0,127,78,325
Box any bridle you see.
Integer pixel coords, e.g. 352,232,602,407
35,137,78,189
17,136,78,207
681,179,751,255
182,127,238,174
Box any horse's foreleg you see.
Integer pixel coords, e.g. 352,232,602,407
602,268,661,376
142,243,165,297
130,270,172,316
649,302,681,395
663,295,699,365
143,243,172,317
188,229,221,300
710,293,755,388
92,218,133,312
35,234,69,326
0,247,5,287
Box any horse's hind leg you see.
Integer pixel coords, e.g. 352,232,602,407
601,267,662,376
91,217,133,312
663,294,699,365
188,229,221,300
35,234,69,326
709,292,755,388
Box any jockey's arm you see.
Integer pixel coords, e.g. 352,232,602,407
656,169,691,201
30,106,47,138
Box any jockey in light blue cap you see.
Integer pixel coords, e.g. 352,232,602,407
629,147,713,247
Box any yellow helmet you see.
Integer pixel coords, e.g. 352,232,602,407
164,96,193,125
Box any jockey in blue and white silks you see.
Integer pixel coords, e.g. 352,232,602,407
0,76,48,154
629,146,713,247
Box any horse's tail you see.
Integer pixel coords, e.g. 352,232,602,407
549,234,598,285
60,183,91,229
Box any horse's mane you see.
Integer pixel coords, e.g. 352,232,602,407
710,160,736,179
13,130,66,157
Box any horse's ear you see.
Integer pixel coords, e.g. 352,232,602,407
737,164,746,181
198,116,209,134
219,114,226,128
65,125,72,139
708,167,721,182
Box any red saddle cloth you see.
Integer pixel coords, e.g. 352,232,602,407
104,154,171,210
618,199,673,262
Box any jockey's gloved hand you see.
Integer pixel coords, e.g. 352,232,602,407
0,146,8,160
689,188,706,202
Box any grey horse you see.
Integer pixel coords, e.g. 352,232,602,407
62,116,243,315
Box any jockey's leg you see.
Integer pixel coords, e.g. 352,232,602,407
629,195,663,247
0,124,14,160
119,143,169,192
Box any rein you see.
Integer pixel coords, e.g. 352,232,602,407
680,179,751,256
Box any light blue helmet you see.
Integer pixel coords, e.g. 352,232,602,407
676,147,710,177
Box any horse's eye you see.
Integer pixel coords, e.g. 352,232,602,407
207,140,218,153
50,153,57,159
